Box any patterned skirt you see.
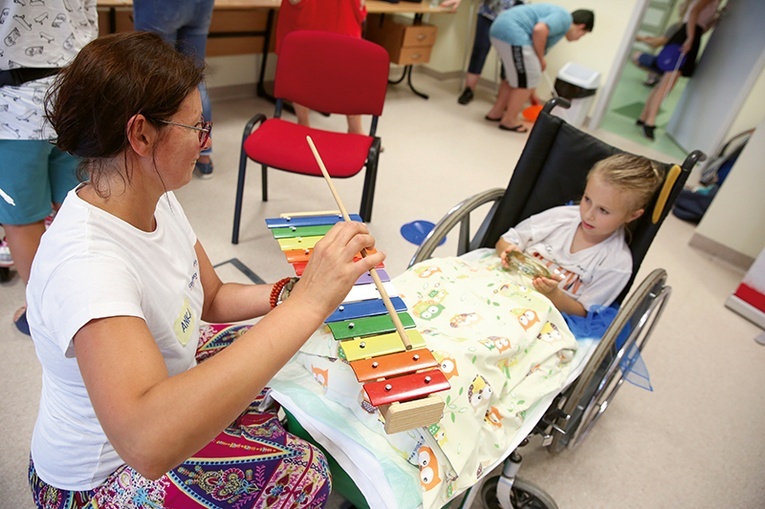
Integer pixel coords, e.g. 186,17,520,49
29,324,332,509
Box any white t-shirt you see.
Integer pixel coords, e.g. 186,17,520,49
502,205,632,310
0,0,98,140
27,186,203,490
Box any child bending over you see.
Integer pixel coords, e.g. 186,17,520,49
496,153,664,317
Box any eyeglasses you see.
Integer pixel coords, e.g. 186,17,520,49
153,118,212,147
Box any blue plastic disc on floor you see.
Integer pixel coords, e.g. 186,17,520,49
400,220,446,246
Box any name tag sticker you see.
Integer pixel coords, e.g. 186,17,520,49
174,297,196,346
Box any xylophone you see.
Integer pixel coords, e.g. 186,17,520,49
265,210,450,434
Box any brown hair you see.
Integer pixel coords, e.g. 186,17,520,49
45,31,205,194
587,153,664,211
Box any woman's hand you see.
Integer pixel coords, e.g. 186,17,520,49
290,221,385,320
439,0,461,11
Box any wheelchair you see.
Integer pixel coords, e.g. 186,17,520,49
405,98,705,508
273,98,704,509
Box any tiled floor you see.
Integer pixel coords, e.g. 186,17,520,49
2,70,764,509
599,57,688,162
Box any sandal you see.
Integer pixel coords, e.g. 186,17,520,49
498,124,528,133
484,114,502,122
14,306,29,336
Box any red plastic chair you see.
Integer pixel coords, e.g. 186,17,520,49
232,30,390,244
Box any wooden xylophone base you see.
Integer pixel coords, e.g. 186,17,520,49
380,395,445,435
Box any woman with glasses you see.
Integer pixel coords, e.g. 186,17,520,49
27,32,383,508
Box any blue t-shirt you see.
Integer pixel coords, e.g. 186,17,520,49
489,4,573,51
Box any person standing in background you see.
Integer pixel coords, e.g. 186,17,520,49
0,0,98,335
635,0,721,140
485,4,594,133
457,0,525,106
275,0,369,134
133,0,216,177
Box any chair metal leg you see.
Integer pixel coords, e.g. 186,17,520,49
261,165,268,202
232,149,249,245
359,141,381,222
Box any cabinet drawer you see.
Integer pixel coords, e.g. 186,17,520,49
396,45,433,66
402,24,437,48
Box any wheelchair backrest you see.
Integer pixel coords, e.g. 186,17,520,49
478,100,703,304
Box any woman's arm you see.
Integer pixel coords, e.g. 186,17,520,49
75,221,384,480
682,0,716,53
194,241,273,324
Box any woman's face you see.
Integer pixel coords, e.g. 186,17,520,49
152,89,209,189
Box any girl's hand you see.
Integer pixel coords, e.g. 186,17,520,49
531,274,564,296
500,245,521,269
289,221,385,320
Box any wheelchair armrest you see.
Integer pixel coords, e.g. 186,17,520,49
408,188,506,268
543,97,571,114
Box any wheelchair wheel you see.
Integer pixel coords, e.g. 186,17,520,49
480,475,558,509
548,268,671,454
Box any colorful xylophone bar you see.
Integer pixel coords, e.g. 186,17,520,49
266,211,450,434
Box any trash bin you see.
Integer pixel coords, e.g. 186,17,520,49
553,62,600,127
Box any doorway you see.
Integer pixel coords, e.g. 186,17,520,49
596,0,688,162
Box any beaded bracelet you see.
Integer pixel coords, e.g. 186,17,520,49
269,277,300,309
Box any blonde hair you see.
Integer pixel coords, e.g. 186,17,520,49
587,153,664,211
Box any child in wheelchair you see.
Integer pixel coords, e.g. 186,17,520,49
495,153,664,317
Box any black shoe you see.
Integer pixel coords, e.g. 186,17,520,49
636,119,644,126
457,87,474,105
641,124,656,140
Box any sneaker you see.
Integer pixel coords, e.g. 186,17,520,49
457,87,474,105
0,237,13,268
195,160,214,179
643,73,660,87
641,124,656,140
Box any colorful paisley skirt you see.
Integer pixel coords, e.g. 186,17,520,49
29,324,331,509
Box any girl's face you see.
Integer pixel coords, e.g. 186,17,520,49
578,173,644,243
153,89,210,189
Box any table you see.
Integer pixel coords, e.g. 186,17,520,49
96,0,454,99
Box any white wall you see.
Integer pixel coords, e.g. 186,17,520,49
695,115,765,260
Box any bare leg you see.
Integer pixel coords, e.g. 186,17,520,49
639,71,679,126
486,80,512,120
3,220,46,284
294,103,311,127
346,115,364,135
499,87,533,129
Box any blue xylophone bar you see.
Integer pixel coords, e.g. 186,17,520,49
265,214,363,229
326,296,408,323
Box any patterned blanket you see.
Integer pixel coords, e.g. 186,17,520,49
290,249,578,508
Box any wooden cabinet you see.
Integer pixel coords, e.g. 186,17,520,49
97,6,274,57
365,14,437,66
